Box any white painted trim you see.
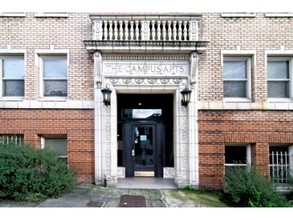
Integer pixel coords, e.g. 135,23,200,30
265,13,293,18
0,12,26,17
0,52,26,98
223,56,253,100
266,52,293,99
34,12,69,18
35,48,70,67
0,100,94,109
199,100,293,110
35,51,69,99
221,48,256,66
221,13,256,18
0,48,27,63
289,146,293,171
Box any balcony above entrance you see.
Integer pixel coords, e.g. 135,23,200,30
84,13,209,53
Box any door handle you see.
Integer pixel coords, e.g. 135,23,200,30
132,149,135,156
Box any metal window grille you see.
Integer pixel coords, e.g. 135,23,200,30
0,135,23,145
269,151,290,183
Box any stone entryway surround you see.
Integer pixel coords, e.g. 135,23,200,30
84,13,208,188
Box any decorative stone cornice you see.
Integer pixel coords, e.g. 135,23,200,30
84,40,209,53
102,54,190,60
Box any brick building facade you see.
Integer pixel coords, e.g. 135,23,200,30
1,12,293,189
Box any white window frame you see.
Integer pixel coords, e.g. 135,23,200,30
267,57,293,102
38,54,68,99
40,135,68,162
223,57,252,102
224,144,251,170
0,55,25,98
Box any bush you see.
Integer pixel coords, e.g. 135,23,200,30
224,167,291,207
0,142,76,201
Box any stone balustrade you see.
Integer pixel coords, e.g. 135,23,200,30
92,16,199,41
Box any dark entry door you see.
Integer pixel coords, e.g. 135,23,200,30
123,121,164,177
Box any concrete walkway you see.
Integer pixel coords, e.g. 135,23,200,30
0,183,212,208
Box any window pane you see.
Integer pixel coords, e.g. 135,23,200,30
224,61,247,79
3,58,24,78
43,58,67,78
3,80,24,96
224,81,246,97
44,80,67,96
45,138,67,157
268,61,289,79
268,81,289,98
225,146,247,164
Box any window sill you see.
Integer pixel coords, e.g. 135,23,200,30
223,98,251,103
0,97,24,101
267,98,293,103
34,13,69,18
221,13,256,18
0,12,26,17
265,13,293,18
38,97,67,102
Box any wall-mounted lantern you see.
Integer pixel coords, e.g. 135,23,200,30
101,86,112,106
180,86,192,107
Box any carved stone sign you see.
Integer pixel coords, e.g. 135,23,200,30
103,61,189,75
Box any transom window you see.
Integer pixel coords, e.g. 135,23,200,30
223,58,251,99
0,56,24,97
267,58,291,98
41,56,67,97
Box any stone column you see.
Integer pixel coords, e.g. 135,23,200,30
94,51,104,185
188,52,199,187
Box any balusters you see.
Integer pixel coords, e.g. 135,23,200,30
130,21,134,40
167,21,172,40
124,20,129,40
157,20,161,40
119,20,123,40
113,20,118,40
162,21,166,41
135,20,139,40
173,21,177,40
178,21,182,41
103,20,108,40
97,19,195,42
108,20,113,40
151,20,156,40
183,21,188,41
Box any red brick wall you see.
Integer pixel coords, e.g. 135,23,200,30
0,109,94,183
198,110,293,189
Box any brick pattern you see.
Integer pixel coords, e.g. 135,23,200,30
199,110,293,189
198,13,293,101
0,109,94,183
2,12,293,189
0,13,94,101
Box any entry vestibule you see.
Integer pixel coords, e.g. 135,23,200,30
92,53,200,188
84,14,208,188
117,94,174,178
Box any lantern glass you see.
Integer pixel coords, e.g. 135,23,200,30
180,87,192,107
101,87,112,106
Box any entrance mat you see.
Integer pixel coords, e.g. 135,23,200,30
119,195,146,207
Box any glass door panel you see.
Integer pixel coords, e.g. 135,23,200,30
134,126,154,171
